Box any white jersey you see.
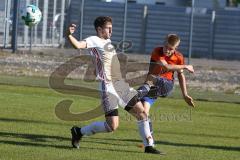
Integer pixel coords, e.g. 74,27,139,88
84,36,137,113
85,36,122,82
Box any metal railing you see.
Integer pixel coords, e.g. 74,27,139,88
1,0,240,60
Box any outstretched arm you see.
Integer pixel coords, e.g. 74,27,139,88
177,71,195,107
66,24,87,49
156,59,194,73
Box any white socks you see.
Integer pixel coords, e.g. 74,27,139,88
137,119,154,147
79,120,154,147
149,118,153,135
80,121,112,136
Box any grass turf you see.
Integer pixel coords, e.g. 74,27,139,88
0,76,240,160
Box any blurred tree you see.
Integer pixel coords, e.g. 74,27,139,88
237,0,240,5
226,0,238,7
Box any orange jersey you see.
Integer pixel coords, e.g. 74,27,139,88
149,47,184,80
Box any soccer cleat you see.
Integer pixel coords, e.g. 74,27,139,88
71,126,83,149
137,84,150,99
144,146,166,155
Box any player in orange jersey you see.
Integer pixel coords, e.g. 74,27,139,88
138,34,195,135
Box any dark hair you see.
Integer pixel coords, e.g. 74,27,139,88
94,16,112,31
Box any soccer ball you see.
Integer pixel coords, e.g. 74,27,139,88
21,5,42,27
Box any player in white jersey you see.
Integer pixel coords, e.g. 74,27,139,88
67,16,163,154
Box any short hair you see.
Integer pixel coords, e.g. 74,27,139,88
94,16,112,31
165,34,180,46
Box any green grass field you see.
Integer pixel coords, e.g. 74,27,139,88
0,75,240,160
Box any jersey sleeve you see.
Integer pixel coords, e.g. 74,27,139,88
150,48,165,62
177,53,185,65
84,36,96,48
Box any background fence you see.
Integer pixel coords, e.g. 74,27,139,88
0,0,69,48
0,0,240,60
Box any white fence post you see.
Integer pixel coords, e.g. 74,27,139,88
59,0,65,46
42,0,48,44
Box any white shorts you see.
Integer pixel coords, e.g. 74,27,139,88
100,80,138,114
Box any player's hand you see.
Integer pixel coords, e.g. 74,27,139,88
184,95,195,107
185,65,194,73
67,24,77,35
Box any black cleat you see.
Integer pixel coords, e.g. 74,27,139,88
71,126,83,149
144,146,166,155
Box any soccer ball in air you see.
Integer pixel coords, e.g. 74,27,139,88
21,5,42,27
